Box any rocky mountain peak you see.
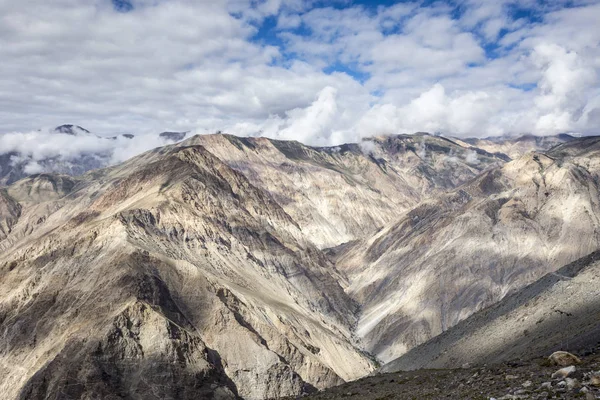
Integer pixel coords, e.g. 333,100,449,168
159,131,188,142
52,124,90,135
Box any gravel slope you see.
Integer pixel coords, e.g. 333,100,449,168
383,250,600,372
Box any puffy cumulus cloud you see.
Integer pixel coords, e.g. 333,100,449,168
0,0,600,171
531,43,597,133
274,0,600,139
219,85,370,145
273,86,340,143
350,84,506,137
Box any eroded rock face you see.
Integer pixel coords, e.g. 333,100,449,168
187,133,503,248
0,143,374,400
7,174,77,205
0,189,21,241
2,131,599,399
336,143,600,363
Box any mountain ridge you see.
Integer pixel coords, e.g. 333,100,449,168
1,129,599,399
0,142,375,399
332,141,600,363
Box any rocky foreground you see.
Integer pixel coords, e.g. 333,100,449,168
286,348,600,400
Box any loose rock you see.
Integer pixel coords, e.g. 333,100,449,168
548,351,582,367
540,382,552,389
565,377,580,389
552,365,576,379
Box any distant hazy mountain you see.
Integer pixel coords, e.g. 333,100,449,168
0,126,190,186
159,131,188,142
52,124,91,135
459,133,576,159
0,125,109,186
0,126,570,188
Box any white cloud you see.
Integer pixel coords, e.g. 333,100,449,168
358,140,377,156
530,43,597,133
0,130,114,161
274,86,339,143
0,128,182,176
465,149,480,164
22,161,45,175
0,0,599,167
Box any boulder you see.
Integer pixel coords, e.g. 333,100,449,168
589,373,600,387
548,351,581,367
552,365,576,379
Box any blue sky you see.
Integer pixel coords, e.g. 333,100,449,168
0,0,599,153
249,0,571,82
112,0,134,13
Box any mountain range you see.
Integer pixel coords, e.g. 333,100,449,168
1,126,598,400
0,126,189,186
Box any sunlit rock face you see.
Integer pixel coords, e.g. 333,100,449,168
0,188,21,241
334,137,600,363
187,132,504,249
459,133,575,160
0,143,375,400
1,130,599,399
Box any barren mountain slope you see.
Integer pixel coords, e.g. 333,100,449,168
461,133,575,159
334,137,600,363
0,143,375,400
187,133,504,248
0,188,21,241
383,250,600,372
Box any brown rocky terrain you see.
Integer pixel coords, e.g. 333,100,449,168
383,250,600,371
296,250,600,399
285,348,600,399
333,139,600,363
0,143,375,399
1,132,599,400
187,132,504,249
